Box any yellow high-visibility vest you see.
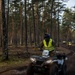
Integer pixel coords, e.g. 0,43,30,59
43,39,55,51
68,42,72,45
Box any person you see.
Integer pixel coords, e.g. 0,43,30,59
40,33,56,56
68,41,72,49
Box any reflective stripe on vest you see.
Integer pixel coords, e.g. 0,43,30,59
43,39,55,51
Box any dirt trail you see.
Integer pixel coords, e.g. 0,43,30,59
67,53,75,75
0,46,75,75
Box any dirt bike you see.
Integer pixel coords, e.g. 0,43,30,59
26,50,68,75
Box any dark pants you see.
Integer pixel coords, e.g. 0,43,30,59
49,50,55,57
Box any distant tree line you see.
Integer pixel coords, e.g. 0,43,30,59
61,8,75,42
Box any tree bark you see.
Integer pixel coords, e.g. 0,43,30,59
0,0,2,47
2,0,8,60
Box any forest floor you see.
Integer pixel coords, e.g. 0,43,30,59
0,45,75,75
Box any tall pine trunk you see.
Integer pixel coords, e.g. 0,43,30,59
19,2,23,46
32,0,36,46
2,0,8,60
24,0,28,53
0,0,2,47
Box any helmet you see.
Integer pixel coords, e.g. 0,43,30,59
44,33,50,39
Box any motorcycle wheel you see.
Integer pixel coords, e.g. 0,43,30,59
26,63,34,75
61,64,67,75
49,64,58,75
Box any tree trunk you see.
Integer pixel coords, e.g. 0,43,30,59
32,0,36,46
14,1,18,47
2,0,8,60
24,0,28,52
0,0,2,47
50,0,55,37
19,2,23,46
